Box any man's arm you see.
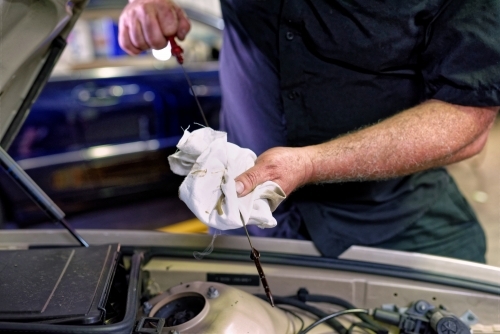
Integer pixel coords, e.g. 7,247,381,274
118,0,190,55
235,100,499,196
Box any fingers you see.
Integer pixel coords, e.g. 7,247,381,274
130,20,149,50
174,6,191,40
234,147,315,197
156,2,190,41
118,0,191,54
234,165,268,198
141,5,168,49
118,24,142,55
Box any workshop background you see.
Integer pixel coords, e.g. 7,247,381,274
1,0,499,267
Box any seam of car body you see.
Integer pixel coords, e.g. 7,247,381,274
49,61,220,81
16,137,181,170
144,247,500,295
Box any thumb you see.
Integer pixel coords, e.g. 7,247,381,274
234,166,265,197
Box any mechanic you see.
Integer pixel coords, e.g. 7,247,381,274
119,0,500,263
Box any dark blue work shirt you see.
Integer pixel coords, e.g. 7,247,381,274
218,0,500,257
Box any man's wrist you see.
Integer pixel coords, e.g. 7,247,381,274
297,146,317,186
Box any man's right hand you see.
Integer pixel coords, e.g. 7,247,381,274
118,0,191,55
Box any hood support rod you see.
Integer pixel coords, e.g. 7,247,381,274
0,146,88,247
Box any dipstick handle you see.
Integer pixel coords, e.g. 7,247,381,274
168,37,184,64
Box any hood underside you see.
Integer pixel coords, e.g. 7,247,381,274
0,0,88,148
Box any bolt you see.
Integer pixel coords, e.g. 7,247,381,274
467,314,475,321
207,286,219,299
415,301,428,313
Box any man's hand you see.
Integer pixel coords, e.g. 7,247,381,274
235,147,314,197
118,0,190,55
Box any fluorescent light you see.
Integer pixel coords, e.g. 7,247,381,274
87,146,115,159
152,44,172,61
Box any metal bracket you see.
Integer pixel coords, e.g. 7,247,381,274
459,310,479,326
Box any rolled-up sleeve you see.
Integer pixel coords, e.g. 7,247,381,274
422,0,500,106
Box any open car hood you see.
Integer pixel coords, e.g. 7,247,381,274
0,1,499,332
0,0,88,149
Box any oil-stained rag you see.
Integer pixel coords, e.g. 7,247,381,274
168,127,286,230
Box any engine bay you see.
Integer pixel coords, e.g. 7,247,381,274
0,237,498,334
138,255,498,333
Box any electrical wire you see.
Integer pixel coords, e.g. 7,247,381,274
255,294,347,334
289,292,385,332
299,309,369,334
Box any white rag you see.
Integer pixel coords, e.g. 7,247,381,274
168,127,286,230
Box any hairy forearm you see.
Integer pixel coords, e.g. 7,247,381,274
234,99,497,196
305,99,498,183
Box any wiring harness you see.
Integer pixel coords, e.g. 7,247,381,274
257,288,388,334
257,289,471,334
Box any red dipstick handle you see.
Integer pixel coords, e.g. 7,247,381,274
169,37,184,64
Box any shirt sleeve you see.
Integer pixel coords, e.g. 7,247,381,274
421,0,500,106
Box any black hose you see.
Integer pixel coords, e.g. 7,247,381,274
256,295,347,334
288,292,385,331
348,322,382,334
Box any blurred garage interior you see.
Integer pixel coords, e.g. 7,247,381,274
0,0,500,266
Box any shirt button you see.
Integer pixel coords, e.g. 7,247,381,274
286,31,294,40
288,91,299,100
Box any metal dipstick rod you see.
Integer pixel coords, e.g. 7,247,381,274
241,214,275,307
169,37,275,307
168,37,209,127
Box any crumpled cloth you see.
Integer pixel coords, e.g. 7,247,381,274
168,127,286,230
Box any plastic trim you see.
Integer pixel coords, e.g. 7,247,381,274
0,252,143,334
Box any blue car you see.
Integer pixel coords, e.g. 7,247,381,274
0,6,222,225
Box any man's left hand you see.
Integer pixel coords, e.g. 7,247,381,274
235,147,314,197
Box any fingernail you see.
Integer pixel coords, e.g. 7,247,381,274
179,29,186,38
235,181,244,194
